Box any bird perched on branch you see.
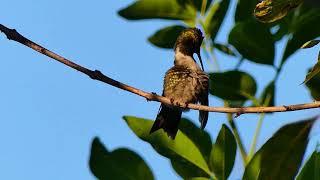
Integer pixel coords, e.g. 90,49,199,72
150,28,209,139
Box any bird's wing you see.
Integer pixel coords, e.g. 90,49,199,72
198,72,209,129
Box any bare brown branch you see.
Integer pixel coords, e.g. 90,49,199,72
1,24,320,114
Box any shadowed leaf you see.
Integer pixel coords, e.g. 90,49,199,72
243,118,316,180
254,0,303,23
301,40,320,49
203,0,230,41
186,178,210,180
213,43,237,57
296,150,320,180
118,0,196,21
148,25,185,49
305,66,320,100
303,51,320,84
89,137,154,180
235,0,257,22
209,124,236,180
123,116,213,178
209,70,257,101
281,8,320,66
259,81,275,106
228,20,275,65
177,0,213,11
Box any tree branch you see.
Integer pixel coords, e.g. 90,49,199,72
1,24,320,114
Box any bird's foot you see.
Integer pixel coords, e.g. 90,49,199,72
169,98,187,108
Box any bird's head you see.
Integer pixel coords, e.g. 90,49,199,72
174,28,204,70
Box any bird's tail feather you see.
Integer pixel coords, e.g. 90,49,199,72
150,105,182,139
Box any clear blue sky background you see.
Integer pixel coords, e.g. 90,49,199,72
0,0,319,179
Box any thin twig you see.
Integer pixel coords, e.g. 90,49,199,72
1,24,320,114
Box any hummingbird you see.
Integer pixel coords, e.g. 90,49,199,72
149,28,209,139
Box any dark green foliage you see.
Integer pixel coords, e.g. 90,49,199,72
118,0,196,20
209,71,257,101
281,9,320,66
123,116,213,178
148,25,186,49
213,43,237,57
229,20,275,65
296,150,320,180
305,67,320,100
209,125,236,180
243,118,316,180
89,137,154,180
235,0,257,22
259,81,275,106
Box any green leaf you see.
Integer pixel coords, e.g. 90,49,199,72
301,40,320,49
303,50,320,84
296,151,320,180
259,81,275,106
178,118,212,161
170,118,213,178
305,65,320,99
213,43,237,57
89,137,154,180
203,0,230,41
228,21,275,65
254,0,303,23
243,118,316,180
235,0,257,22
118,0,197,21
209,70,257,101
177,0,213,11
281,8,320,66
148,25,185,49
209,124,236,180
123,116,213,178
186,178,210,180
272,13,294,41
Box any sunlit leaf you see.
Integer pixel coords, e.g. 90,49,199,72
209,70,257,101
228,20,275,65
243,118,316,180
235,0,257,22
209,124,236,180
254,0,303,23
203,0,230,41
303,51,320,84
213,43,237,57
148,25,185,49
177,0,213,11
301,40,320,49
186,178,210,180
178,118,212,161
305,66,320,100
296,150,320,180
123,116,213,178
281,8,320,66
170,118,213,178
89,137,154,180
118,0,196,21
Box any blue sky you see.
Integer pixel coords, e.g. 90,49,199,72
0,0,319,179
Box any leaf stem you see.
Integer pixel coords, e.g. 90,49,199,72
201,0,208,16
248,113,265,158
225,102,248,165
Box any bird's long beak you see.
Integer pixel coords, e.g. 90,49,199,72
196,52,204,71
